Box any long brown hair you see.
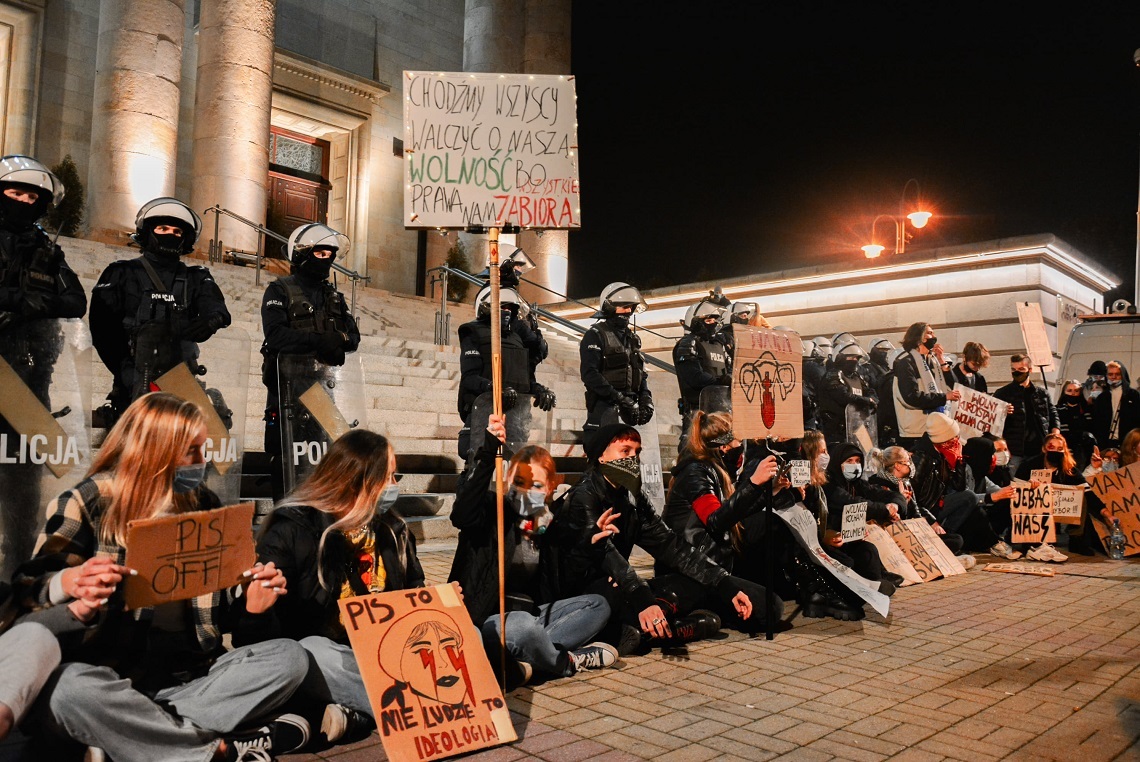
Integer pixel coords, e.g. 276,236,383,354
274,429,396,590
672,410,735,501
800,430,829,486
1042,432,1077,475
90,392,206,547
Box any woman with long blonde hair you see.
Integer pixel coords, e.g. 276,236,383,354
15,392,310,762
255,427,422,743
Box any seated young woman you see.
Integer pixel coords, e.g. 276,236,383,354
449,413,617,688
13,392,309,762
255,428,421,743
867,446,967,557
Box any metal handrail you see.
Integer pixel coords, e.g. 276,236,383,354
201,205,370,315
428,264,676,374
515,274,677,342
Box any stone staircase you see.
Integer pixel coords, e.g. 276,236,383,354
58,236,682,544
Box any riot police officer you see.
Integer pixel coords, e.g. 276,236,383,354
90,197,230,424
674,295,730,445
715,299,760,362
860,337,895,394
456,284,555,457
0,155,86,581
818,337,877,445
580,282,653,431
260,222,361,500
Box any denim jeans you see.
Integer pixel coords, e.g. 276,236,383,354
481,594,610,677
298,635,373,718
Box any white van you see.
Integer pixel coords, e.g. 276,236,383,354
1057,313,1140,385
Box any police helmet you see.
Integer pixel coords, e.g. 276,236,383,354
132,197,202,252
887,347,906,367
812,336,834,359
835,338,867,360
801,339,816,358
597,282,647,317
0,155,64,222
475,285,529,320
832,331,856,349
724,301,759,326
684,298,726,331
287,222,349,265
868,337,896,354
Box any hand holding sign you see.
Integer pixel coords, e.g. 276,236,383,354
243,562,288,614
60,556,137,621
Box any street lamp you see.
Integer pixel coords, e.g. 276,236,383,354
861,178,934,258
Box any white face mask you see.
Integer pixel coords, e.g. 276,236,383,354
508,486,547,517
817,452,831,471
995,451,1011,467
841,463,862,481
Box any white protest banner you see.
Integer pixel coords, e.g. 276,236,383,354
840,502,868,543
1010,483,1055,544
865,524,923,586
1050,483,1085,525
403,71,580,230
1087,461,1140,556
731,326,803,440
949,386,1006,439
775,504,889,617
1016,301,1054,370
789,460,810,488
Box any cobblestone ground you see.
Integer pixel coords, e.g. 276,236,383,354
281,546,1140,762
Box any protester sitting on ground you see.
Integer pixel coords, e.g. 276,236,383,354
892,322,961,449
254,428,422,745
1118,427,1140,469
659,411,788,633
949,341,992,393
867,446,968,560
448,413,618,689
1012,432,1104,560
545,423,755,654
13,392,310,762
909,412,1018,559
991,437,1013,487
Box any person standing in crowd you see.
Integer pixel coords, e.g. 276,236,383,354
13,393,310,761
450,414,617,689
949,341,991,392
579,282,653,432
860,337,895,395
868,446,967,557
673,294,731,444
801,338,823,430
892,322,961,449
1091,360,1140,450
0,155,87,583
1083,360,1108,404
479,247,552,392
1056,378,1094,444
817,337,877,445
455,285,554,458
254,428,423,744
260,223,361,501
90,197,229,426
994,354,1060,472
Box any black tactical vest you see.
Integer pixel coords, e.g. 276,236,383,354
678,334,730,407
596,320,644,394
279,275,350,335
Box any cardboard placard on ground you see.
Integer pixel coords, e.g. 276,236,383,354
789,460,810,488
948,386,1007,439
1050,483,1085,525
1010,483,1056,544
155,362,237,475
1016,301,1054,369
123,503,256,610
338,583,516,761
887,519,963,582
840,502,868,543
982,563,1056,577
905,519,967,577
775,504,889,617
0,354,76,479
865,524,923,586
1087,461,1140,557
731,326,803,440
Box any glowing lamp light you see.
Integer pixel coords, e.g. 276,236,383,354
907,211,932,229
862,243,885,259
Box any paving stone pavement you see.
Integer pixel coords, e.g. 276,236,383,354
283,547,1140,762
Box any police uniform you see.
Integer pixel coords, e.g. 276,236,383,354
580,315,652,430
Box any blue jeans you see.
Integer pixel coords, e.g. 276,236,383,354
298,636,372,718
481,595,610,677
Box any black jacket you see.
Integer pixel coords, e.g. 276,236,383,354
673,332,731,411
579,317,651,404
817,368,876,444
1091,379,1140,448
821,442,893,525
993,381,1060,457
949,363,988,394
909,435,964,514
893,351,951,412
260,273,360,359
660,455,764,570
0,225,86,324
866,473,938,523
255,504,425,643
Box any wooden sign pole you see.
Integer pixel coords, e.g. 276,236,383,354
487,227,507,689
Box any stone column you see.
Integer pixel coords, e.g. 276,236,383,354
87,0,185,244
190,0,276,254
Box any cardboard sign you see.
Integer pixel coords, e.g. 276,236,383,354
949,386,1007,439
840,502,868,543
299,381,354,440
904,519,967,577
1016,301,1054,370
155,363,237,476
853,425,875,457
1030,469,1054,485
1049,483,1085,525
1087,461,1140,557
731,326,803,440
123,503,256,610
338,583,516,760
775,503,889,617
1010,483,1056,544
982,563,1056,577
0,354,77,479
788,460,810,488
403,71,580,230
865,524,923,586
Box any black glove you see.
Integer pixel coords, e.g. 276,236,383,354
19,290,52,318
855,395,876,412
316,331,348,365
636,394,655,425
618,394,639,425
717,369,733,385
532,383,556,411
502,387,519,411
184,314,225,342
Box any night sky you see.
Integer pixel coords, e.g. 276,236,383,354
567,4,1140,304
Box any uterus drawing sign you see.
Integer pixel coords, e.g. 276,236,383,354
737,352,797,429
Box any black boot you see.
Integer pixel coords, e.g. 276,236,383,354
665,609,721,644
790,552,865,621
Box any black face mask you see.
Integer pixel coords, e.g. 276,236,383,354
600,455,642,494
923,336,938,350
299,255,334,280
840,357,860,374
1062,393,1082,406
1045,451,1064,468
721,445,744,470
1011,370,1030,384
0,194,45,232
870,349,889,367
145,230,185,260
606,314,631,329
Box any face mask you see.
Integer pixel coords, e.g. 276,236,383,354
1063,393,1082,405
1089,389,1103,400
896,462,912,479
172,463,207,494
923,336,938,350
376,485,399,514
1011,370,1030,383
300,255,334,280
816,452,831,471
1045,451,1064,468
841,463,862,481
870,349,888,367
600,455,642,494
995,450,1011,467
0,193,44,231
508,486,547,517
606,313,631,328
1109,379,1123,389
722,445,744,468
840,357,860,374
146,230,185,259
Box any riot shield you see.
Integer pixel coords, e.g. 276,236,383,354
845,403,878,456
467,391,536,458
277,352,366,493
698,385,732,414
152,325,250,505
0,318,93,582
635,417,666,514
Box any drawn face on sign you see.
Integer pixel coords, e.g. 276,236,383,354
378,609,473,706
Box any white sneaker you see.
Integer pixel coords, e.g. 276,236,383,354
956,554,977,570
1027,543,1068,563
570,642,619,672
988,541,1023,560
